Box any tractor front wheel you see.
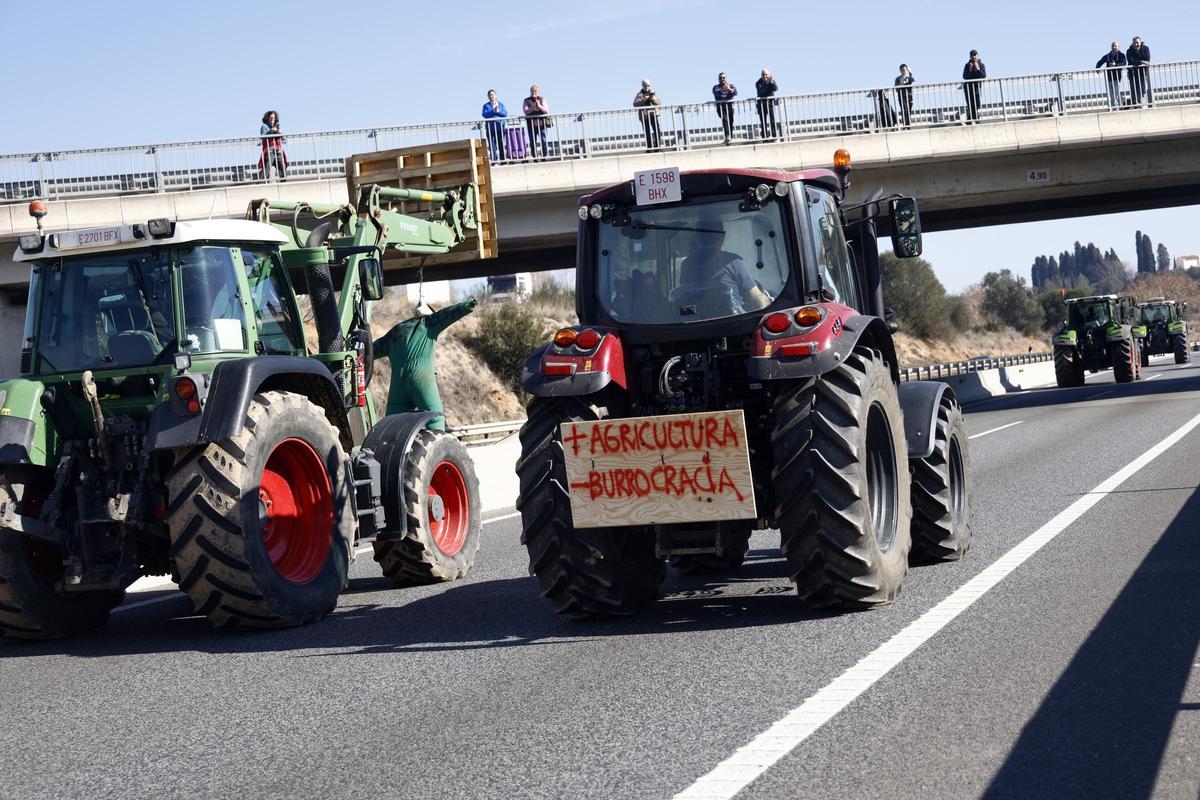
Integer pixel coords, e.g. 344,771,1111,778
1174,335,1190,364
772,347,912,608
165,391,356,629
1112,338,1136,383
909,395,973,561
373,430,481,585
1054,348,1084,388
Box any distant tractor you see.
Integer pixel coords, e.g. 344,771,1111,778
1136,298,1189,366
0,142,492,639
516,152,973,618
1052,295,1142,388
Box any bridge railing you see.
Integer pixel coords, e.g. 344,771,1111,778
898,352,1054,382
4,59,1199,203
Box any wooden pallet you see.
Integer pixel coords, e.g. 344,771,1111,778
345,139,497,273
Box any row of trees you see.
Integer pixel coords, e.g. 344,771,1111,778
1030,234,1175,292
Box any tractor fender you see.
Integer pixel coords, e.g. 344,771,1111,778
747,315,900,384
360,411,442,534
0,379,50,466
521,335,627,397
145,357,349,452
897,380,956,460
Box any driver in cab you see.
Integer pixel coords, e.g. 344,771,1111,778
1085,304,1108,327
678,215,771,314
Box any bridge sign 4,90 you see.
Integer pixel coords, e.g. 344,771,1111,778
1026,168,1052,184
634,167,681,205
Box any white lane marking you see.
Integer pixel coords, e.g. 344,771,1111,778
968,421,1023,440
1144,373,1163,382
483,510,521,524
674,410,1200,800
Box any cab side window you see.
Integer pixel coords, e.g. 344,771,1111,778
243,248,304,354
805,189,857,306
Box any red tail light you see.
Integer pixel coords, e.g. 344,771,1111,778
575,329,601,350
174,377,197,401
553,328,577,347
763,313,792,334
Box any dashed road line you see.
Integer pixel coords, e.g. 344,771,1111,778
968,420,1023,440
674,409,1200,800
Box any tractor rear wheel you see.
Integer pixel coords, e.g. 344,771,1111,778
772,347,912,608
165,391,356,629
1174,335,1190,364
1112,338,1136,383
373,430,481,585
516,395,664,618
671,527,753,574
909,395,973,562
1054,348,1084,388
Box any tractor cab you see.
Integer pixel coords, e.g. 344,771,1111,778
15,218,304,389
574,153,922,346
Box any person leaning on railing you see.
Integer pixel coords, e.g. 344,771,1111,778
755,69,781,140
633,80,663,151
894,64,916,126
481,90,509,162
1096,42,1127,109
258,110,287,180
522,85,551,160
962,50,986,123
712,72,738,144
1127,37,1153,106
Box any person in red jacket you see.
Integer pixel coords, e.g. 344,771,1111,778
258,111,287,180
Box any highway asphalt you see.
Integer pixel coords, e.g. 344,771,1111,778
2,357,1199,800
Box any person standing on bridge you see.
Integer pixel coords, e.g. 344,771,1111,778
633,80,663,151
482,90,509,163
713,73,738,144
895,64,916,126
755,69,781,140
258,111,287,180
1127,37,1153,106
522,85,551,160
1096,42,1127,109
962,51,986,123
373,298,477,430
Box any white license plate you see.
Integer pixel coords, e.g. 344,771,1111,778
633,167,681,206
57,226,126,249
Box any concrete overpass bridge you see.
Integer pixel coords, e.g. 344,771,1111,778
2,59,1199,352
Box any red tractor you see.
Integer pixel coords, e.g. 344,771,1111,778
516,152,972,617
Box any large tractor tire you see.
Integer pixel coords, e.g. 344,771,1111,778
671,526,753,574
373,430,481,586
1054,348,1084,388
0,470,123,640
771,347,912,608
165,391,356,630
1174,335,1190,364
1112,338,1136,383
516,395,664,618
909,395,973,562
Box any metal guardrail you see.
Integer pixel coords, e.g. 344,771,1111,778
3,60,1199,203
450,419,524,445
898,352,1054,382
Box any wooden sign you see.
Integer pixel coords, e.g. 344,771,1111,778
345,139,497,273
560,410,758,529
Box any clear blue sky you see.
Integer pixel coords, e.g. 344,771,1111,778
2,0,1198,291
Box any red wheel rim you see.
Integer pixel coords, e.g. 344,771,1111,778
259,438,333,584
427,460,469,556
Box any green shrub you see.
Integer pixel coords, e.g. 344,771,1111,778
473,303,550,391
880,252,958,340
981,270,1043,335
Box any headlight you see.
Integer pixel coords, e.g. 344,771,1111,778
588,204,603,220
577,206,589,220
754,183,772,202
773,181,790,197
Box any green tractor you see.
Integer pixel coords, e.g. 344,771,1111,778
1136,298,1190,366
0,143,491,639
1052,294,1142,388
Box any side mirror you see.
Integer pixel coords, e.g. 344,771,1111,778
889,197,923,258
358,257,384,301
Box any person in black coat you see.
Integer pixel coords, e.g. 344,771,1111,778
1127,37,1152,106
962,50,986,122
1096,42,1127,109
755,69,781,140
